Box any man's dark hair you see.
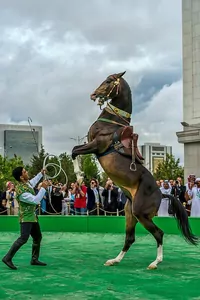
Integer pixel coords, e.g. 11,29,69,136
90,178,97,185
12,166,23,182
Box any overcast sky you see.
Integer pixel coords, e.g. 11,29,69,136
0,0,183,162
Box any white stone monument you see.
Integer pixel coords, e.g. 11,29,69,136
177,0,200,181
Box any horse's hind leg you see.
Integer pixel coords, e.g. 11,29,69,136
137,215,164,270
104,199,138,266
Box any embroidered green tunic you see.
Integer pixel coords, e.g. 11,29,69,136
16,183,38,223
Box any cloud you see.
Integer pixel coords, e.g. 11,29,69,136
0,0,183,164
133,67,182,114
134,80,183,163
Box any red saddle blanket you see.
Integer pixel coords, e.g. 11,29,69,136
119,126,144,161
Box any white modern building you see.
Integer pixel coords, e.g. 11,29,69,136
176,0,200,181
139,143,172,174
0,124,42,164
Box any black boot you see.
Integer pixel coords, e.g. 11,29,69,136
2,241,22,270
31,243,47,266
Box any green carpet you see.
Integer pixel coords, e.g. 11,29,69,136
0,232,200,300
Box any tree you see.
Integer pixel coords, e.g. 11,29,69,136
99,171,109,186
153,154,184,180
0,155,24,191
48,153,76,185
80,154,100,185
28,145,47,177
59,153,76,184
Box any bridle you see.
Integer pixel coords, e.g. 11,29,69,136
107,77,121,99
97,77,130,126
97,77,121,107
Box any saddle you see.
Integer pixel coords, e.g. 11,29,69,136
113,126,144,164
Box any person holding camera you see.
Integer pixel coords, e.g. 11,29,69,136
185,177,200,217
50,184,63,214
1,182,19,215
2,166,49,270
6,182,18,215
86,178,103,215
171,177,186,204
72,181,87,215
102,180,119,215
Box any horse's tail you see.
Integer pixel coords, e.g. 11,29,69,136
162,193,198,246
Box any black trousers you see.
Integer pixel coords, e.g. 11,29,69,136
16,222,42,245
4,221,43,261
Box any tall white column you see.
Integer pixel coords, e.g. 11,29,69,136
177,0,200,181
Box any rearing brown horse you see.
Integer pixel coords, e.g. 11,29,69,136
72,71,198,269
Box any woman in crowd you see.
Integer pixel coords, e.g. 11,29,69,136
2,182,19,215
72,181,87,215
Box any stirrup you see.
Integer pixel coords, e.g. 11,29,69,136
130,162,137,171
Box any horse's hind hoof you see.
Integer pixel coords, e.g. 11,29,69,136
104,259,118,266
147,264,157,270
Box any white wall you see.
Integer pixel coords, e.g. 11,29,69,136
182,0,200,124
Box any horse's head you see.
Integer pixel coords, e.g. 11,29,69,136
90,71,126,106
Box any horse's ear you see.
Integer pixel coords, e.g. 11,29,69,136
117,71,126,78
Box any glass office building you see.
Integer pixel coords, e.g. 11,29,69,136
4,130,39,164
0,124,42,164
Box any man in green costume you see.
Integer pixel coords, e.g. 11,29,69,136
2,166,49,270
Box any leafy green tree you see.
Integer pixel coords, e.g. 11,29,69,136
0,155,24,191
59,153,76,184
99,171,109,186
153,154,184,180
28,145,47,177
46,153,76,185
80,154,100,185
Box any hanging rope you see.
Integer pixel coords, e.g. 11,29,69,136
42,154,68,213
0,209,8,215
38,205,125,216
43,154,68,184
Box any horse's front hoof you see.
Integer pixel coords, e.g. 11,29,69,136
71,153,77,160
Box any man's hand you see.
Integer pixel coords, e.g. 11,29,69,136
41,169,47,175
41,180,50,190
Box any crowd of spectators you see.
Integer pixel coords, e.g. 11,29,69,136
156,174,200,217
0,177,127,216
0,174,199,217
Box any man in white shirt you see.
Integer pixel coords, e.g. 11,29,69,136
2,166,49,270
